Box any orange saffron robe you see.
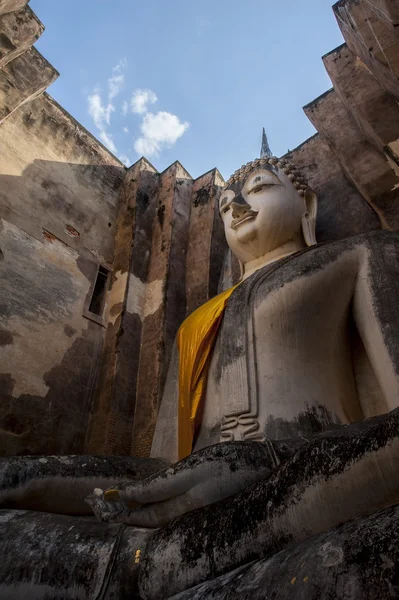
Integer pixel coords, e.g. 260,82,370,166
176,285,239,460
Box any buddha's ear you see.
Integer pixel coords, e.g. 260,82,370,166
301,189,318,247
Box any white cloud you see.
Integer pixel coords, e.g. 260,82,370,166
108,59,127,100
87,60,127,159
134,136,159,156
88,65,186,162
109,73,124,101
99,131,117,154
134,111,189,157
131,89,157,114
88,93,114,129
88,92,118,155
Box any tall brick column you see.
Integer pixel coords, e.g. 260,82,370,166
130,162,192,456
86,158,158,455
186,168,226,315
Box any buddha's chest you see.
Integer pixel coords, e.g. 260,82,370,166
195,250,361,450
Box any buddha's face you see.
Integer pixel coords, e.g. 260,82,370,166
219,165,310,265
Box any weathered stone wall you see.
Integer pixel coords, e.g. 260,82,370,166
0,1,29,17
0,94,124,260
0,62,125,454
86,158,159,457
0,4,43,69
334,0,399,91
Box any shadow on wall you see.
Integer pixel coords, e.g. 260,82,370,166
0,159,125,456
0,159,125,262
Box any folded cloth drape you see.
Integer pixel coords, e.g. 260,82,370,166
176,285,239,460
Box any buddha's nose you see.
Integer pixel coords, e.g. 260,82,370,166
231,195,251,219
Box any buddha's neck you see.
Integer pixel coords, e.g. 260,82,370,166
242,238,306,281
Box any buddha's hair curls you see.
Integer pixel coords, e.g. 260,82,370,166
224,156,310,197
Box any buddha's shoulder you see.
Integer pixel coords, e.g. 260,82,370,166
309,230,399,263
291,230,399,275
240,231,399,296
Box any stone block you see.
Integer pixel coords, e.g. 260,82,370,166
0,0,28,16
335,0,399,68
333,0,399,98
0,47,58,124
323,44,399,162
304,88,399,229
366,0,399,26
323,42,399,175
0,6,44,69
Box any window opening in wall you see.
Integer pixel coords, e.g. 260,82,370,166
89,266,110,316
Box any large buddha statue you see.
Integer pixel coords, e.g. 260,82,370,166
1,155,399,600
151,155,399,464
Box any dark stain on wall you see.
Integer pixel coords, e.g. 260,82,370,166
137,189,150,211
193,187,210,208
64,325,76,338
157,203,166,228
22,111,36,128
110,312,143,455
0,330,13,346
131,170,159,283
0,32,15,53
0,373,15,400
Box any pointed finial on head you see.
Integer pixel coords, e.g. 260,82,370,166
260,127,273,159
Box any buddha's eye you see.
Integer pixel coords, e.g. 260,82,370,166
222,205,230,214
250,183,273,194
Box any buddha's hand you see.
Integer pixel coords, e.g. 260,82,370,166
85,441,274,528
85,488,127,523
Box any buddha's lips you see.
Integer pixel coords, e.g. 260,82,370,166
231,210,258,229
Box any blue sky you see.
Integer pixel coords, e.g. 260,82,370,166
30,0,343,179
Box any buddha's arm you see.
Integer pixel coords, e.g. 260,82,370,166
86,441,275,527
0,455,168,515
352,233,399,412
